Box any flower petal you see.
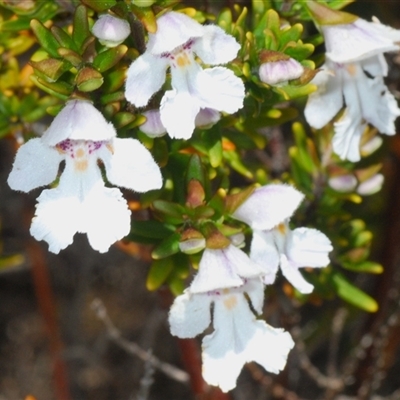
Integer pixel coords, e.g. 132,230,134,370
244,278,265,315
192,25,240,65
323,18,400,63
360,76,400,135
232,184,304,230
30,188,81,253
189,245,262,293
250,230,280,285
160,90,200,139
286,228,332,268
7,138,63,192
168,291,212,338
147,11,204,55
361,54,388,77
201,293,255,392
125,52,169,108
42,100,116,146
304,65,343,129
82,186,131,252
202,292,293,392
99,138,162,192
193,67,245,113
333,107,365,162
280,254,314,294
249,323,294,375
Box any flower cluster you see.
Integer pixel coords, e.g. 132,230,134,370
304,2,400,162
9,5,389,393
169,184,332,391
125,11,245,140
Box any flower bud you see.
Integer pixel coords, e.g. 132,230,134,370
92,14,131,48
357,174,384,196
140,110,167,138
328,174,357,192
259,50,304,86
179,228,206,255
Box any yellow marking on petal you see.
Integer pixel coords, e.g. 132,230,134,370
346,64,357,77
106,143,114,154
223,295,237,310
278,223,286,234
76,148,85,158
75,160,88,171
176,53,191,67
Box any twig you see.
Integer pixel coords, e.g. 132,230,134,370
246,363,305,400
324,308,348,400
291,327,343,391
134,350,155,400
91,298,189,384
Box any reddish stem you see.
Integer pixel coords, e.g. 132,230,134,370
28,241,72,400
177,338,231,400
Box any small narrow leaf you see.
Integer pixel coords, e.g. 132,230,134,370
146,258,173,291
30,19,61,58
73,5,90,52
332,272,378,312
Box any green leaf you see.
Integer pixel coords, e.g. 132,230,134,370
153,200,186,221
146,258,173,291
224,150,253,179
151,232,181,259
75,66,103,92
30,58,71,82
73,5,90,52
93,45,128,73
113,112,136,129
131,5,157,33
30,75,73,100
57,48,82,66
285,43,315,60
81,0,117,12
265,9,280,36
30,19,61,58
51,26,78,52
130,220,175,239
331,272,378,312
341,260,383,274
186,154,205,187
102,69,126,92
280,23,303,44
292,122,317,174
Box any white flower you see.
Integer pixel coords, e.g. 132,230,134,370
230,184,332,293
250,223,332,294
321,17,400,64
8,100,162,253
169,280,294,392
259,57,304,86
92,14,131,47
305,59,400,162
125,11,245,139
304,8,400,162
189,244,264,293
